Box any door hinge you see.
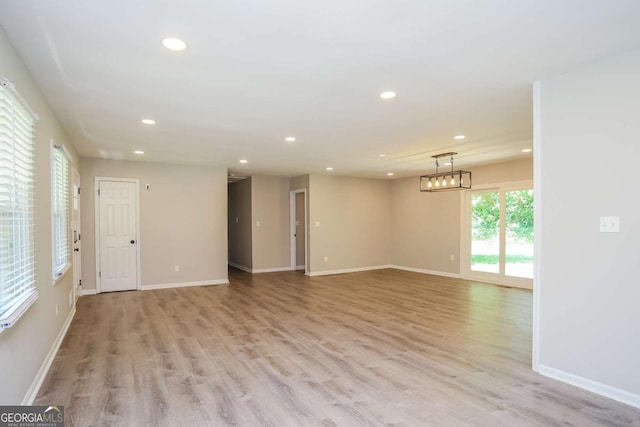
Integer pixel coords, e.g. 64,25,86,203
97,189,100,196
79,279,82,287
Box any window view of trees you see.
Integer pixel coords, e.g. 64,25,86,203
471,189,533,278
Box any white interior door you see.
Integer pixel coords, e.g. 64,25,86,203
97,179,139,292
71,169,81,302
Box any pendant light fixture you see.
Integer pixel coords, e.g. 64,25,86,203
420,152,471,192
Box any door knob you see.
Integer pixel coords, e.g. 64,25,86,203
130,240,136,244
74,248,79,252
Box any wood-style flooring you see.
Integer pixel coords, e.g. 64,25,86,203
36,268,640,426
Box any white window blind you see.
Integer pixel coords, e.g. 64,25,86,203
0,79,37,330
51,143,70,279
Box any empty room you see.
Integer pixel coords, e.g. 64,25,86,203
1,1,639,426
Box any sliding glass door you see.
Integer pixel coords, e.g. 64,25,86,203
463,183,533,288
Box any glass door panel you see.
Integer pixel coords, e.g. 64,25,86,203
505,189,534,278
471,192,500,274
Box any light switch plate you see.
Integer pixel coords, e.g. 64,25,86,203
600,216,620,233
315,221,320,227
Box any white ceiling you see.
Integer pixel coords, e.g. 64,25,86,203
2,0,640,178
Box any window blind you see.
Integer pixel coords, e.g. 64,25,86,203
52,143,70,278
0,79,37,330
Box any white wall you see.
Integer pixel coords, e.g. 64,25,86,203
308,174,391,274
80,159,228,289
0,26,79,404
251,175,290,271
536,48,640,406
391,158,532,274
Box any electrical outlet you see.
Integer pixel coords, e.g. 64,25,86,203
450,255,455,261
600,216,620,233
68,290,73,308
55,304,59,317
315,221,321,227
174,265,180,272
256,220,261,227
324,256,328,262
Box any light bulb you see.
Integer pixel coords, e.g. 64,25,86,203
442,177,447,187
450,176,455,185
427,180,432,188
435,179,440,187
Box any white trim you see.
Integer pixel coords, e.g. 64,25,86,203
391,265,461,279
52,263,71,286
228,262,252,273
460,274,532,290
21,305,76,405
289,189,308,274
252,267,292,273
94,177,141,293
307,265,392,277
532,80,543,370
141,279,228,291
296,264,305,270
82,289,98,296
537,364,640,410
0,291,39,332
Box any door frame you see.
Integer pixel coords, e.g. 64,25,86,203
94,177,141,293
71,168,81,303
289,189,307,273
460,179,533,289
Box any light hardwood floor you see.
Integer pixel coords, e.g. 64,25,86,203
36,268,639,426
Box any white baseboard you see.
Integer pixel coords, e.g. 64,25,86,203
390,265,461,279
228,262,252,273
252,267,292,273
536,364,640,409
308,265,392,277
141,279,228,291
82,289,98,296
296,265,305,270
22,305,76,405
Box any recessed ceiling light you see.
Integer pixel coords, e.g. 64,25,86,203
134,150,144,155
387,172,394,176
285,136,296,142
141,119,156,125
454,135,465,140
162,37,187,51
378,154,387,158
326,167,334,171
522,148,533,153
380,91,396,100
239,159,248,164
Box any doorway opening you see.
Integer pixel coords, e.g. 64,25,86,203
290,189,307,273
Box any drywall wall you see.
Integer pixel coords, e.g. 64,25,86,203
80,159,228,289
390,158,532,274
0,26,79,404
228,178,252,270
308,174,391,274
536,49,640,402
251,176,290,271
